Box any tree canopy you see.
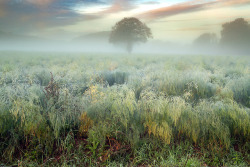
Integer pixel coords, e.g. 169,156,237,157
194,33,218,46
109,17,152,53
220,18,250,53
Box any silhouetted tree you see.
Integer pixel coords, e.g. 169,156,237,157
194,33,218,46
109,17,152,53
220,18,250,53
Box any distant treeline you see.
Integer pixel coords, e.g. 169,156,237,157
194,18,250,54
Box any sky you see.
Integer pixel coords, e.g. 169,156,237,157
0,0,250,43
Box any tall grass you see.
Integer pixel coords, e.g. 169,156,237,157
0,52,249,166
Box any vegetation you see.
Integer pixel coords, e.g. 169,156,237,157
109,17,153,53
221,18,250,52
193,33,218,47
193,18,250,55
0,52,249,166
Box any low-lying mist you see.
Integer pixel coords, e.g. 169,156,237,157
0,18,249,55
0,38,248,56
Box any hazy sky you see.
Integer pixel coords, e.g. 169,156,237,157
0,0,250,42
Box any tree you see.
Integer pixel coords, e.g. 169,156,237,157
109,17,152,53
220,18,250,52
193,33,218,54
193,33,218,46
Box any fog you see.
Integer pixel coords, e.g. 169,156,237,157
0,18,249,55
1,0,250,56
0,38,206,54
0,37,247,56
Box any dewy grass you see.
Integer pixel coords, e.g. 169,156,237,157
0,52,249,166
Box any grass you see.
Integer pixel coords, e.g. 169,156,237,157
0,51,249,166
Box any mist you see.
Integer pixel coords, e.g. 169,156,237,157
1,18,249,56
0,0,250,55
1,1,250,166
0,34,248,56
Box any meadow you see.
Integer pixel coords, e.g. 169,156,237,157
0,51,249,166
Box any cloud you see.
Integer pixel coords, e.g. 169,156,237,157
0,6,6,18
0,0,249,36
0,0,104,33
219,0,250,6
0,1,9,18
77,0,135,15
138,0,250,21
23,0,106,7
142,1,160,5
138,0,215,21
103,0,135,13
24,0,55,7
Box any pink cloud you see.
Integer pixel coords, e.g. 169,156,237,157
25,0,55,7
0,1,7,17
84,0,135,15
138,0,250,21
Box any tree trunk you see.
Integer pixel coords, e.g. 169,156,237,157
126,41,133,54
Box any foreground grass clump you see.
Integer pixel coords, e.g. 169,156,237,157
0,52,249,166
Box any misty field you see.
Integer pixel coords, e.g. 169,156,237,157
0,52,249,166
